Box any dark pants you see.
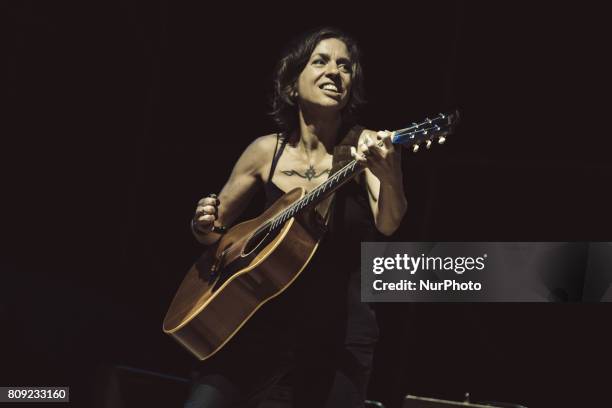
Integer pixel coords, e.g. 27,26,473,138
184,341,341,408
184,269,378,408
324,268,379,408
183,342,375,408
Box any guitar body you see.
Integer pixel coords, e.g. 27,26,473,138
163,186,327,361
163,111,459,361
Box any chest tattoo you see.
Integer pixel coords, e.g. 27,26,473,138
280,165,331,181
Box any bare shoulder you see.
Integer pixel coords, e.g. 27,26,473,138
235,133,280,176
244,133,279,163
250,133,279,153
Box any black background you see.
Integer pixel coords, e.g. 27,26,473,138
3,1,611,407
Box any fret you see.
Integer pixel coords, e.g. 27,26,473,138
279,113,454,230
260,111,457,249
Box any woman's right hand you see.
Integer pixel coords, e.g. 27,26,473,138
193,195,220,234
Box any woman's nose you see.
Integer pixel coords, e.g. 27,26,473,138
326,62,340,76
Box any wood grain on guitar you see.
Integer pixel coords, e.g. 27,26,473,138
163,111,460,361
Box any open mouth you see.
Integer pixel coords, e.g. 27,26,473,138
319,83,342,94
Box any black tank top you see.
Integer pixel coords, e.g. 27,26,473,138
263,134,289,209
255,133,381,342
264,132,381,247
193,131,380,375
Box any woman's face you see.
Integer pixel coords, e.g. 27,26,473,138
296,38,353,113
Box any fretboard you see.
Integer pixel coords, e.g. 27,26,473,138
268,159,363,232
264,110,458,234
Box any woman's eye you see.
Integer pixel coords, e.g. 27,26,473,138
313,59,324,65
339,64,351,72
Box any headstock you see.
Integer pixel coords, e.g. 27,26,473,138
391,110,460,152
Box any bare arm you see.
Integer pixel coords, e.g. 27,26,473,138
192,135,276,245
354,130,408,236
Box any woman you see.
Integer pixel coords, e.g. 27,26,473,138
186,27,407,408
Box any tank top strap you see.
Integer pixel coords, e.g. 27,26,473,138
267,133,288,184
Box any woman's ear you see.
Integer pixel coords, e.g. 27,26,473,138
284,83,298,105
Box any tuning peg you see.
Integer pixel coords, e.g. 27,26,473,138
438,136,446,144
425,140,432,149
412,144,420,153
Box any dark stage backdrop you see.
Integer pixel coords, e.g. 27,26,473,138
4,1,610,407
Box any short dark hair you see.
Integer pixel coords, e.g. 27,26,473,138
270,27,366,133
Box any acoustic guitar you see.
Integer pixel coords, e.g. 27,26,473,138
163,111,459,361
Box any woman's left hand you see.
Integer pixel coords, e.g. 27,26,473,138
351,130,401,182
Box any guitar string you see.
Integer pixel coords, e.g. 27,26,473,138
260,159,359,235
264,121,450,234
264,129,421,233
262,114,454,233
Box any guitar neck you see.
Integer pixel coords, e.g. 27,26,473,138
269,159,363,231
267,110,459,233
